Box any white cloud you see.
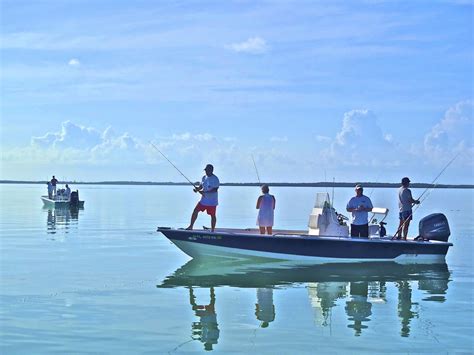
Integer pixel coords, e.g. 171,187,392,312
171,132,215,142
322,109,400,168
270,136,288,142
227,37,269,54
423,100,473,164
68,58,80,66
31,121,102,149
316,135,331,143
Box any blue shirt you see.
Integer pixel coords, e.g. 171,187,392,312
346,195,373,225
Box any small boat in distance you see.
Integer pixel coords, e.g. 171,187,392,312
157,193,452,264
41,190,84,208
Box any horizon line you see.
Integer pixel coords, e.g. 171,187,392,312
1,180,473,189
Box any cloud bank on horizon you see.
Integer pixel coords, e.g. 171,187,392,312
1,1,472,183
2,101,472,183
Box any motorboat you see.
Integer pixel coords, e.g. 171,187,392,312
41,190,84,208
157,193,452,264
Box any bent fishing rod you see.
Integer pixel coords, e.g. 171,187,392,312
149,142,198,189
415,151,461,204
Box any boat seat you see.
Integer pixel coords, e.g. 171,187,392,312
371,207,388,214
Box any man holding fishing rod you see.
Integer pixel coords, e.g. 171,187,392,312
149,143,220,232
186,164,220,232
394,177,420,240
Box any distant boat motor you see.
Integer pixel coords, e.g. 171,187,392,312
70,190,79,207
416,213,450,242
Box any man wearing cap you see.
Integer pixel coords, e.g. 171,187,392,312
346,184,373,238
395,177,420,240
186,164,220,232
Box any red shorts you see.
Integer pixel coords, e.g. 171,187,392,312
195,202,217,216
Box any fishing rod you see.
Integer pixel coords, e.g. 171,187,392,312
251,155,261,184
415,151,461,203
149,142,197,189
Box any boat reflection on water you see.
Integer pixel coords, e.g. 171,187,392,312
159,258,450,348
44,206,81,234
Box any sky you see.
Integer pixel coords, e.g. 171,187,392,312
1,0,473,184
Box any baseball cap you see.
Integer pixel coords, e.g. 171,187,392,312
204,164,214,171
401,177,410,184
355,184,363,190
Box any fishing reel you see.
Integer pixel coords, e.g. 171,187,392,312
337,213,349,225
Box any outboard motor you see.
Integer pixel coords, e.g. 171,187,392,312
417,213,450,242
70,190,79,207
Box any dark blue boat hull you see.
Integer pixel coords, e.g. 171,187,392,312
157,228,452,264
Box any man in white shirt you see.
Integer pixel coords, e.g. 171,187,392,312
346,184,373,238
186,164,220,232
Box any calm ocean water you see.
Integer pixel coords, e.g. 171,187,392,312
0,183,473,354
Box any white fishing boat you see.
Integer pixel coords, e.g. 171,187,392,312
157,193,452,264
41,190,84,208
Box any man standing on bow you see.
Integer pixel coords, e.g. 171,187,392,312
186,164,220,232
346,184,373,238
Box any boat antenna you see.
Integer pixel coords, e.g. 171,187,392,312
149,142,197,188
331,177,335,207
251,154,261,184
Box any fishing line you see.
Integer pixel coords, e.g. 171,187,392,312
149,142,197,188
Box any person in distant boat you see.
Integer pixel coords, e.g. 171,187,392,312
394,177,420,240
47,181,53,199
256,184,276,235
65,184,71,200
346,184,373,238
50,175,58,197
186,164,220,232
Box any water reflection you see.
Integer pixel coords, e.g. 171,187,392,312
159,259,450,349
255,288,275,328
189,287,220,351
345,281,372,336
44,207,81,234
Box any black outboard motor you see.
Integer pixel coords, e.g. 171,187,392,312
70,190,79,207
417,213,450,242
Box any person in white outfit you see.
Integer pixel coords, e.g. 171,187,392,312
65,184,71,200
256,184,276,235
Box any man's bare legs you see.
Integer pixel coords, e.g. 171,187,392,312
211,215,216,232
395,219,411,240
402,220,411,240
186,208,199,230
266,226,273,235
259,227,266,234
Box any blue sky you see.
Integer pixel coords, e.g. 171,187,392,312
1,0,473,183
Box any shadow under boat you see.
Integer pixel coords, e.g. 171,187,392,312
158,257,451,289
